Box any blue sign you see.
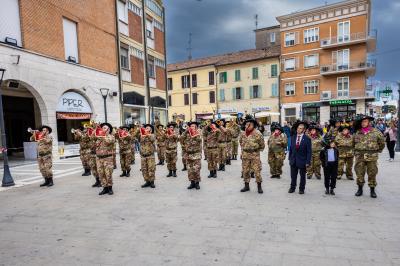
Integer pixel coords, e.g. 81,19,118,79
217,113,221,119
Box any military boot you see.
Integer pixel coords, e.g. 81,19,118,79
240,182,250,192
108,186,114,195
126,169,131,177
347,176,354,180
172,170,177,177
370,187,377,198
226,159,231,165
195,182,200,190
141,181,151,188
257,182,263,194
161,160,165,165
182,165,187,171
47,178,54,187
99,187,109,195
213,170,217,178
120,171,126,177
218,164,223,171
82,168,91,176
355,185,363,197
92,177,101,187
40,179,49,187
208,171,214,178
149,181,156,188
166,170,173,177
187,181,196,189
157,160,163,165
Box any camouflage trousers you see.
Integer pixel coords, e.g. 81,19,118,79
355,153,378,188
89,154,98,178
113,152,117,167
307,153,321,178
38,154,53,178
232,139,239,155
96,156,113,187
120,152,132,172
157,145,166,161
141,156,156,182
207,148,219,171
131,145,135,163
338,156,354,177
226,142,233,159
268,151,285,176
218,143,227,164
80,148,91,169
242,153,262,183
182,150,187,166
203,142,207,160
165,150,177,171
187,158,201,182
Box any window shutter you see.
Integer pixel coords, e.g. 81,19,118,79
258,85,262,98
181,76,184,88
295,31,300,44
295,57,300,70
281,60,286,72
232,88,236,100
272,83,278,97
249,86,253,99
240,87,244,99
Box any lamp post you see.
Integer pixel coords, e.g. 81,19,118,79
100,88,110,123
396,82,400,152
0,68,15,187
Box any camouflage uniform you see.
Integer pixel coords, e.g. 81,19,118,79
116,134,133,173
306,134,323,179
226,128,233,161
74,131,91,172
217,128,227,167
202,127,208,160
327,127,340,141
240,129,265,183
95,134,115,188
335,132,354,178
88,136,98,180
165,132,178,171
185,131,202,182
267,133,287,176
112,142,117,168
31,134,53,181
180,130,189,169
139,134,156,182
354,128,385,188
206,128,220,172
130,127,139,164
231,124,241,158
156,128,166,163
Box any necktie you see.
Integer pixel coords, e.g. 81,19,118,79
296,135,301,149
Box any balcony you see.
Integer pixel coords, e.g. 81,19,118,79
320,90,376,102
320,59,376,76
320,30,377,52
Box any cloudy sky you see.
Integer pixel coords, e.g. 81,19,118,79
164,0,400,82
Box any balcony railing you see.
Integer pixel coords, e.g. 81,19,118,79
320,90,376,101
320,59,376,76
320,31,377,48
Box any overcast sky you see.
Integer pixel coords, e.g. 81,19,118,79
164,0,400,82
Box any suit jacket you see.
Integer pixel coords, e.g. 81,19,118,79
289,134,312,168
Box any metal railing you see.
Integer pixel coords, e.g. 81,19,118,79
320,59,376,75
320,31,377,47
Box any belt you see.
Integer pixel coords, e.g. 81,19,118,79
243,149,258,153
96,154,112,159
38,151,51,157
186,150,200,154
166,147,177,151
140,153,154,158
207,147,218,149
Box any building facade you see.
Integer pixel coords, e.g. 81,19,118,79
117,0,168,126
0,0,120,158
276,0,376,124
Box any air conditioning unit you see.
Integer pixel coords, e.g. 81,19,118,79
321,91,332,100
321,39,331,46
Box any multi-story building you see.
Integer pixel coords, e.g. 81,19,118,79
167,46,280,123
0,0,120,158
276,0,376,123
116,0,168,125
255,25,281,50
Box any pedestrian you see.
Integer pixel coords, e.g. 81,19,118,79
384,121,397,161
283,121,291,152
267,122,287,179
138,124,157,188
206,121,220,178
87,125,100,188
185,121,202,190
353,114,385,198
116,125,133,177
225,120,233,165
306,123,323,180
320,139,339,195
288,121,312,194
155,124,166,165
217,119,227,171
202,121,209,161
335,123,354,180
179,123,188,171
165,122,179,177
239,115,265,194
230,119,241,160
376,119,386,134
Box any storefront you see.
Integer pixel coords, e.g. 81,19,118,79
302,102,322,122
329,99,356,120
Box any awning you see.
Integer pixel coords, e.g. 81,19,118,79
254,112,280,118
57,112,91,120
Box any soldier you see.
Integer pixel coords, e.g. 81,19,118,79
206,121,220,178
139,124,157,188
87,126,100,188
130,123,140,164
202,121,209,161
335,123,354,180
185,121,202,190
240,116,265,193
326,118,341,141
217,119,227,171
306,123,323,179
165,122,179,177
156,124,166,165
267,122,287,179
225,120,233,165
95,123,116,195
30,125,54,187
353,115,385,198
179,124,188,171
73,127,92,176
230,119,241,160
116,126,133,177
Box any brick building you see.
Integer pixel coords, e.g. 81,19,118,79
0,0,120,158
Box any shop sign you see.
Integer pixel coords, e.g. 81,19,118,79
56,112,91,120
329,99,355,106
218,108,237,113
56,92,92,113
252,106,271,112
302,102,321,108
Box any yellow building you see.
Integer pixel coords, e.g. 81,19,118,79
167,47,281,123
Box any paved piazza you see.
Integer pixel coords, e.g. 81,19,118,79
1,148,400,266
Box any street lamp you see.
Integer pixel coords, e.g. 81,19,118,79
100,88,110,123
0,68,15,187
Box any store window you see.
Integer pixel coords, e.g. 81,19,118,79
330,104,356,119
303,107,320,122
285,108,297,123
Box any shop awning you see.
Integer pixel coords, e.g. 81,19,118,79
57,112,91,120
254,112,280,118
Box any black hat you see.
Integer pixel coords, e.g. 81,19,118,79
100,123,113,131
271,122,283,132
354,114,374,131
292,120,309,133
120,125,130,130
39,125,52,134
167,122,177,128
157,124,165,129
144,124,154,133
244,116,257,127
188,121,199,127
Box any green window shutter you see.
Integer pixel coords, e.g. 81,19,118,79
223,72,227,83
271,64,277,77
252,67,259,79
240,87,244,99
272,83,278,97
219,89,225,101
235,70,240,81
231,88,236,100
249,86,253,99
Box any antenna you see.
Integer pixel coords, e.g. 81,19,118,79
254,14,258,30
187,33,192,61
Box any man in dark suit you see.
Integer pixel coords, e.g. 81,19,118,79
288,121,312,194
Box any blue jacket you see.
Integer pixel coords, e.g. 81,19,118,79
289,134,312,168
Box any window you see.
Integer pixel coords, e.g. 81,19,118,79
184,94,189,105
270,32,276,43
232,87,242,100
181,75,190,88
167,78,173,90
338,21,350,43
235,70,241,81
154,20,164,32
128,1,142,16
304,80,319,94
131,47,144,59
270,64,278,77
146,19,153,39
219,72,227,83
271,83,279,97
285,32,297,47
252,67,259,79
209,71,215,85
209,91,215,103
147,56,155,78
120,47,129,69
0,0,22,47
117,0,128,23
192,74,197,87
284,58,296,71
168,95,172,106
335,49,350,70
285,108,297,123
304,54,319,68
154,58,165,68
219,89,225,102
285,82,295,96
250,85,261,99
63,18,79,63
145,0,163,18
192,93,198,105
304,27,319,43
337,77,349,97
